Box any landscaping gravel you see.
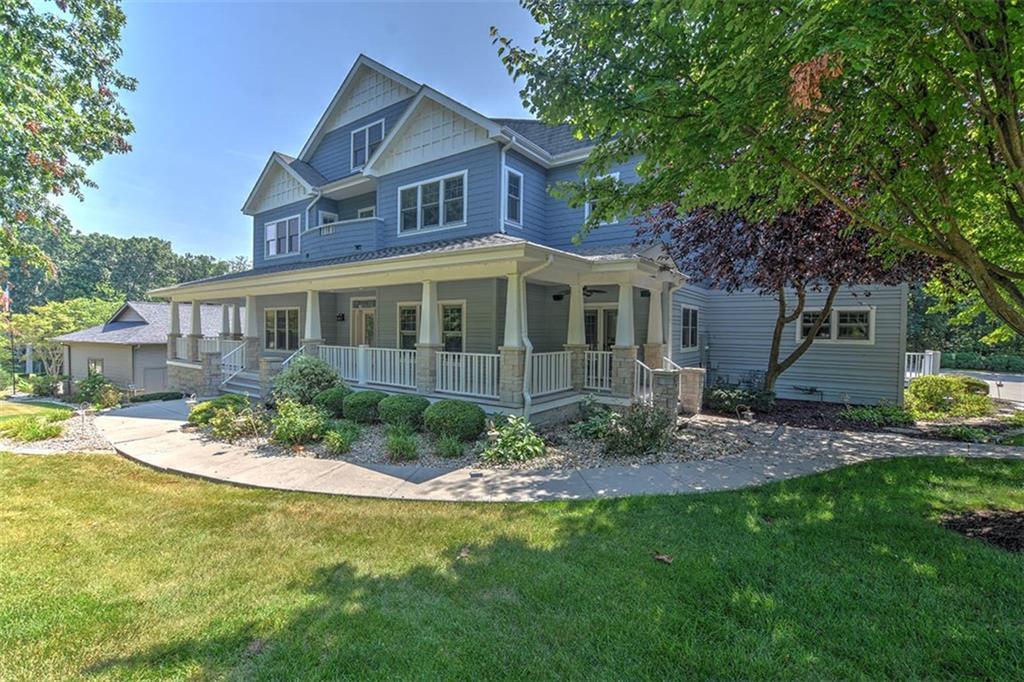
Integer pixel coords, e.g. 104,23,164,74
0,409,114,455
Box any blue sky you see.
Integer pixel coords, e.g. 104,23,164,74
59,1,539,261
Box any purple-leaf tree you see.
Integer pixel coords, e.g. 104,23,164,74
639,203,934,392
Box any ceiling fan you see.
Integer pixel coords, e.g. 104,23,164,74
552,286,608,300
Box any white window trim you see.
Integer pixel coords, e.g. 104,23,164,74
317,210,338,226
356,206,376,219
263,306,301,351
350,118,385,171
264,214,302,259
396,170,468,236
680,305,699,350
584,172,620,225
504,167,524,226
396,301,420,350
87,358,104,375
795,306,876,345
583,303,618,350
348,297,378,346
439,299,467,351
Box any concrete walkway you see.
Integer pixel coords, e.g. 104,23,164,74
94,400,1024,503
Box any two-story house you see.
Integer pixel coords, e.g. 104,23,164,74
152,55,908,419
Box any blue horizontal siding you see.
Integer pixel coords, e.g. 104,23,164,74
307,97,414,182
251,199,310,270
503,150,547,242
544,158,641,251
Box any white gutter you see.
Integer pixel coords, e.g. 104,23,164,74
519,254,554,419
304,189,323,232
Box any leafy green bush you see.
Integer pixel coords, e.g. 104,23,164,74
272,356,340,404
28,374,62,397
270,399,329,445
0,415,63,442
704,384,776,415
209,405,267,442
385,424,418,462
75,373,114,405
379,394,430,429
312,385,352,417
943,352,1024,372
603,403,674,457
1005,411,1024,428
906,375,994,420
423,399,486,441
938,425,994,443
342,390,387,423
839,403,915,428
44,408,73,423
570,397,618,440
129,392,184,403
187,394,250,426
323,420,361,455
435,434,464,458
481,415,546,463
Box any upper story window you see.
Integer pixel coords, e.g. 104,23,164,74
357,206,376,219
505,168,523,225
265,216,300,257
351,119,385,169
398,171,466,233
585,172,620,225
680,306,699,349
797,308,875,343
318,210,338,236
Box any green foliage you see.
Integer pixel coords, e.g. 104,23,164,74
75,373,122,408
312,385,353,417
0,415,62,442
570,397,618,440
323,420,361,455
208,405,267,442
938,425,994,444
481,416,546,464
385,424,419,462
272,356,341,405
342,390,387,424
704,385,776,415
129,392,184,403
378,395,430,429
1005,411,1024,428
906,375,994,421
270,399,329,446
942,352,1024,373
839,404,916,428
28,374,62,397
187,394,249,426
8,298,120,378
434,434,465,459
423,399,486,441
603,403,674,457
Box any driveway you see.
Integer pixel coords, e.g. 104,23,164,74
943,370,1024,405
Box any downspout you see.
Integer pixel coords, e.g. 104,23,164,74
519,255,554,420
304,189,323,232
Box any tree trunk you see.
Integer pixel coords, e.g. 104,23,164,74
763,284,841,392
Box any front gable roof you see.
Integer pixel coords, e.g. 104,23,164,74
53,302,237,346
241,152,319,215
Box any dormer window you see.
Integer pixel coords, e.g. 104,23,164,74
351,119,385,169
265,216,300,257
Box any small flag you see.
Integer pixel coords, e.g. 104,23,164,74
0,284,10,314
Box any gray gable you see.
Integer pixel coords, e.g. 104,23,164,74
278,153,328,187
491,118,593,156
54,302,243,346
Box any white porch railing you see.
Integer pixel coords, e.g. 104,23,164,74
635,359,653,404
281,345,305,369
436,351,500,399
369,347,417,388
197,337,219,354
531,350,571,397
906,350,941,381
584,350,613,391
664,356,682,371
221,342,245,375
174,336,189,360
319,344,359,382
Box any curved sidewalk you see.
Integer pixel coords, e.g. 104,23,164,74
95,400,1023,503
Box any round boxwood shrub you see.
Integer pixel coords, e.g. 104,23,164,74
906,374,993,420
379,394,430,429
312,385,353,417
423,399,486,441
342,390,387,423
272,355,340,404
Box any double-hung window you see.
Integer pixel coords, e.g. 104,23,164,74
797,308,874,343
264,308,299,351
351,119,384,169
505,168,523,224
680,306,699,349
441,303,464,352
800,310,832,340
265,216,300,257
836,310,871,340
398,304,419,350
87,358,104,376
399,172,466,233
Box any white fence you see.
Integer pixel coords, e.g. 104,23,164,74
221,342,244,376
906,350,941,381
584,350,613,391
369,347,417,388
634,359,653,404
319,345,359,382
436,351,500,399
174,336,189,360
530,350,572,397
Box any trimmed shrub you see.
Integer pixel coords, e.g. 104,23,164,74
423,399,486,441
272,356,340,404
187,394,250,426
312,385,353,417
323,420,362,455
75,374,122,407
379,394,430,429
0,415,63,442
342,390,387,423
385,424,418,462
435,434,464,459
604,403,674,457
906,375,994,420
839,403,915,428
209,405,267,442
129,392,184,403
481,415,546,463
704,385,776,415
270,398,329,445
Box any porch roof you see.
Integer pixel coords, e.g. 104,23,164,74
149,233,682,300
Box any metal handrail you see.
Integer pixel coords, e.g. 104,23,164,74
220,342,246,386
282,345,305,369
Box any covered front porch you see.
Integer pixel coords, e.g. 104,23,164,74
153,238,702,419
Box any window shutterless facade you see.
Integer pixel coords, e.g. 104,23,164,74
265,216,300,257
441,303,464,352
680,306,699,349
398,171,466,233
87,358,104,375
797,307,875,344
398,304,418,350
264,307,300,351
351,119,384,169
505,168,523,224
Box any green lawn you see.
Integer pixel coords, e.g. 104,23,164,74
2,453,1023,679
0,400,67,423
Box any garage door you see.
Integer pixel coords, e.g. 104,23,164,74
143,367,166,392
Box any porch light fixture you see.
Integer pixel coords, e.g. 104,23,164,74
552,294,564,302
336,312,345,322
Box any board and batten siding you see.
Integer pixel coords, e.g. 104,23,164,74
308,97,414,182
699,284,907,405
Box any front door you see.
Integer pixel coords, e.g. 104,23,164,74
584,308,618,350
352,300,376,346
602,309,617,350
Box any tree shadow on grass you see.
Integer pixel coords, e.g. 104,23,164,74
83,457,1024,679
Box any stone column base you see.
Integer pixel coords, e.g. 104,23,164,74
651,368,680,415
499,346,526,406
167,333,181,360
611,345,638,399
679,367,707,414
167,362,204,395
244,336,261,370
415,343,442,394
301,338,323,357
563,343,588,391
200,351,222,396
642,343,665,370
259,357,283,400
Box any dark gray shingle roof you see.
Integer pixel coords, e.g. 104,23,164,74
54,302,240,346
278,153,328,186
491,118,593,156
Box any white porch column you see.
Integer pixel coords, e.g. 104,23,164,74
643,286,665,369
167,300,180,360
188,300,203,362
231,303,242,339
611,280,637,397
615,281,635,347
302,290,323,356
220,304,230,339
415,280,441,394
502,273,523,348
566,283,585,346
499,272,526,405
244,294,259,369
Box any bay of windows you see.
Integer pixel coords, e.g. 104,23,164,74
399,172,466,233
265,216,300,257
351,119,384,169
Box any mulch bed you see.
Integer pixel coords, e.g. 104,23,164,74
941,510,1024,552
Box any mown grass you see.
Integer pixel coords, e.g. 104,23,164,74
2,453,1023,679
0,401,72,441
0,400,69,423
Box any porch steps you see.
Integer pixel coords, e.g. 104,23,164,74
221,371,262,400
